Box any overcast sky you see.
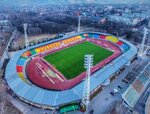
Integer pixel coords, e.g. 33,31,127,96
36,0,150,4
68,0,149,4
0,0,150,5
48,0,149,4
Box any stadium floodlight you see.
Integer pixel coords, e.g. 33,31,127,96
4,29,17,59
82,54,93,113
23,23,29,48
78,15,81,32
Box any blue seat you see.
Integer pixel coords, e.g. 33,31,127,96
17,58,26,66
93,34,99,39
121,43,130,51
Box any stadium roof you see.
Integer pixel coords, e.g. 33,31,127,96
122,63,150,108
5,32,137,107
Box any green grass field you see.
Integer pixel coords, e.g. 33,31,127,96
44,41,113,79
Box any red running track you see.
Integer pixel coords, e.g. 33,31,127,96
26,39,121,90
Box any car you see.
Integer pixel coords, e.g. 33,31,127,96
122,79,129,83
117,85,122,89
89,110,94,114
110,89,118,96
113,89,118,93
110,91,115,96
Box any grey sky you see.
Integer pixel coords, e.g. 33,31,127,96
51,0,149,4
0,0,150,5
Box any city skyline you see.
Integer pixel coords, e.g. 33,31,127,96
0,0,150,5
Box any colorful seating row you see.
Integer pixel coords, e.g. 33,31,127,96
81,33,130,52
16,33,129,81
62,36,81,45
16,56,27,81
16,35,82,80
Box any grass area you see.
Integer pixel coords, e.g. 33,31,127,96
44,41,113,79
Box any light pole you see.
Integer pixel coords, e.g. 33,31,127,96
23,23,29,48
82,54,93,113
78,15,81,33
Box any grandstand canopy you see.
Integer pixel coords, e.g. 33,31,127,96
5,32,137,108
122,63,150,108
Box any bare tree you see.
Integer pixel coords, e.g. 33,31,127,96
0,100,7,114
0,72,7,114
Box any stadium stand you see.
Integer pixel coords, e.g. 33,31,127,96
26,37,121,90
5,32,137,110
85,33,130,52
61,36,82,45
100,35,106,39
80,34,85,38
16,66,23,72
105,36,119,43
122,63,150,108
116,41,124,46
16,33,131,88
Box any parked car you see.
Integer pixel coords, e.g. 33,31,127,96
110,89,118,96
122,79,129,84
117,85,122,89
110,91,115,96
113,89,118,93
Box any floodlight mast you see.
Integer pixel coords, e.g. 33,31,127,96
78,15,81,32
82,54,93,113
23,23,29,48
139,27,148,56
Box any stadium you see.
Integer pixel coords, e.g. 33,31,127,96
5,32,137,113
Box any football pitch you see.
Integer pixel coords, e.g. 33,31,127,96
44,41,113,79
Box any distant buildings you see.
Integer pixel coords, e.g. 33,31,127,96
0,20,12,32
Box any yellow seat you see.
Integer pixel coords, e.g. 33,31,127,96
40,47,45,52
18,72,25,80
46,45,50,49
77,35,81,39
35,48,41,53
69,39,72,42
71,38,73,41
54,43,57,47
72,38,75,40
105,36,119,43
42,46,47,51
49,44,52,48
45,45,49,50
64,40,68,44
57,42,61,46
